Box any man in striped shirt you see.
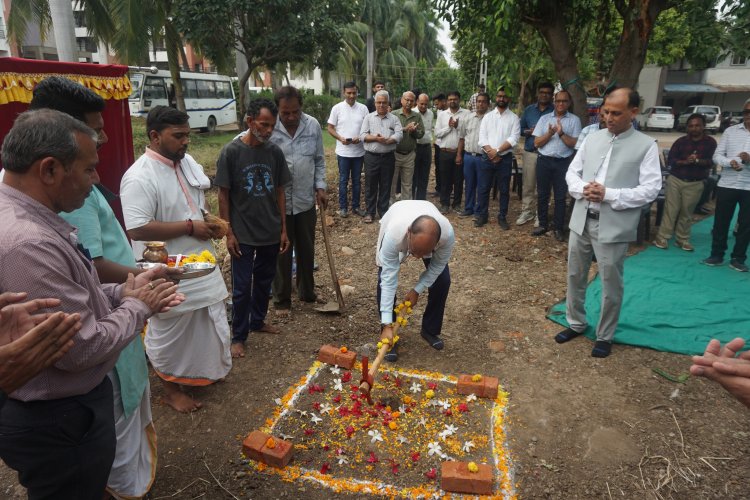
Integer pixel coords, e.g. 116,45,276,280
703,98,750,272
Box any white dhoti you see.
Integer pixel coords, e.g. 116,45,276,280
146,299,231,386
107,373,157,499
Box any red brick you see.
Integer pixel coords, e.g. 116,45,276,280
441,461,493,495
457,374,499,399
317,344,357,369
242,431,294,469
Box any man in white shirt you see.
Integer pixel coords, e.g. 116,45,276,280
477,87,521,228
412,93,434,200
434,91,471,213
327,82,369,218
377,201,455,362
558,88,661,358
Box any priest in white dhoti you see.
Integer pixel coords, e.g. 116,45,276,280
121,106,231,412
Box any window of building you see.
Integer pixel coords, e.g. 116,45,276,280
730,54,747,66
194,63,203,72
74,11,86,28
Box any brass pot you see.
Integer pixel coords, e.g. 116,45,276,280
142,241,168,263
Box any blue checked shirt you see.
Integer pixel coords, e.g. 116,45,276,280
533,111,582,158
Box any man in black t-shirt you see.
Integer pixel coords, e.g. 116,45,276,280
216,98,291,358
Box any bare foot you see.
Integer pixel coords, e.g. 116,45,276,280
274,307,292,317
161,391,203,413
253,322,281,334
231,342,246,358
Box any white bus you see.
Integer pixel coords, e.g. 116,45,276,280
128,69,237,132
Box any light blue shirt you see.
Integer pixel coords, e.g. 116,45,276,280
713,123,750,191
575,122,602,150
533,111,582,158
269,113,327,214
375,201,455,324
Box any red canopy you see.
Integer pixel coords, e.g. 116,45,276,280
0,57,134,221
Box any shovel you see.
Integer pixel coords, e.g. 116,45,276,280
315,208,345,314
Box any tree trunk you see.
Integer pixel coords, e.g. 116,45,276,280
535,8,588,124
164,20,185,112
238,66,252,128
366,30,374,98
609,0,669,89
49,0,77,62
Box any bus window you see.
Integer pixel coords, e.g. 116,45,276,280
216,81,233,99
143,77,167,100
183,79,198,99
197,80,216,98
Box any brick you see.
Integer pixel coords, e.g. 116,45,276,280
242,431,294,469
441,461,494,495
317,344,357,369
457,374,499,399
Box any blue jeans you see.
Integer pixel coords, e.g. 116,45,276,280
477,154,512,220
463,153,482,213
231,243,280,343
536,154,572,230
377,259,451,337
337,155,363,211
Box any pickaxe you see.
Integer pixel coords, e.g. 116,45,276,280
359,323,401,405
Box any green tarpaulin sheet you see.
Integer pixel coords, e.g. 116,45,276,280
547,215,749,355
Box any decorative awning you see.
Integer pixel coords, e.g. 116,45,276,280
663,83,724,93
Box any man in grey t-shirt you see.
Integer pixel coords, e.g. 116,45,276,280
216,98,291,358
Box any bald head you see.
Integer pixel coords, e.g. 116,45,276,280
408,215,441,257
401,91,416,112
602,87,639,135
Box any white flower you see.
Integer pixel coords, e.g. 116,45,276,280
419,417,428,428
330,365,341,375
310,413,322,424
280,433,293,441
333,378,343,391
439,424,458,441
319,403,332,414
337,455,349,465
410,382,422,394
466,394,477,402
274,398,282,405
368,429,383,443
427,442,443,456
396,435,408,445
438,399,451,410
462,441,475,453
398,404,407,414
295,409,308,417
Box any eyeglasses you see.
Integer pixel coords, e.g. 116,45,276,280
554,100,570,103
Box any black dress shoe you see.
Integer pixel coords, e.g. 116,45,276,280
421,331,444,350
474,217,487,227
554,230,565,242
384,343,399,362
531,227,548,237
497,217,510,230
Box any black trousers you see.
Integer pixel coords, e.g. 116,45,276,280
0,377,116,500
412,143,432,200
536,154,573,230
433,145,441,192
364,151,395,218
710,186,750,263
438,150,464,208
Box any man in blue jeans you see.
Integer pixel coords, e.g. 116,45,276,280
216,98,291,358
476,88,521,228
327,81,369,217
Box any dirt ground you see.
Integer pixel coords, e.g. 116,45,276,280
3,135,750,499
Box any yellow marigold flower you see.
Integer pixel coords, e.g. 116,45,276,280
393,335,400,344
265,437,277,449
377,342,383,349
401,319,408,326
468,462,479,473
340,346,348,353
425,389,435,399
381,338,390,345
391,411,401,419
472,374,483,382
406,307,413,314
388,421,398,430
404,301,412,307
403,396,413,404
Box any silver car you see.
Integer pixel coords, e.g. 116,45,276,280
677,105,721,133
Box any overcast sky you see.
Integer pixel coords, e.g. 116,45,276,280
437,20,457,68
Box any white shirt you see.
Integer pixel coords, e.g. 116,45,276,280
566,129,662,212
327,100,369,157
461,111,486,154
713,123,750,191
376,201,455,324
478,107,521,154
434,108,470,149
417,108,434,145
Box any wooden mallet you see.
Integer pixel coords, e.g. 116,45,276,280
359,323,401,405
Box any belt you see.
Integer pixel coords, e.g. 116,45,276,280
587,210,600,220
416,143,431,147
538,154,573,161
395,150,414,155
365,151,394,157
465,152,482,157
441,148,458,154
674,176,706,182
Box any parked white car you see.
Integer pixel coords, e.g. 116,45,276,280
676,105,721,133
637,106,675,131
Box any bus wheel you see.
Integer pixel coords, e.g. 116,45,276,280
207,115,217,133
